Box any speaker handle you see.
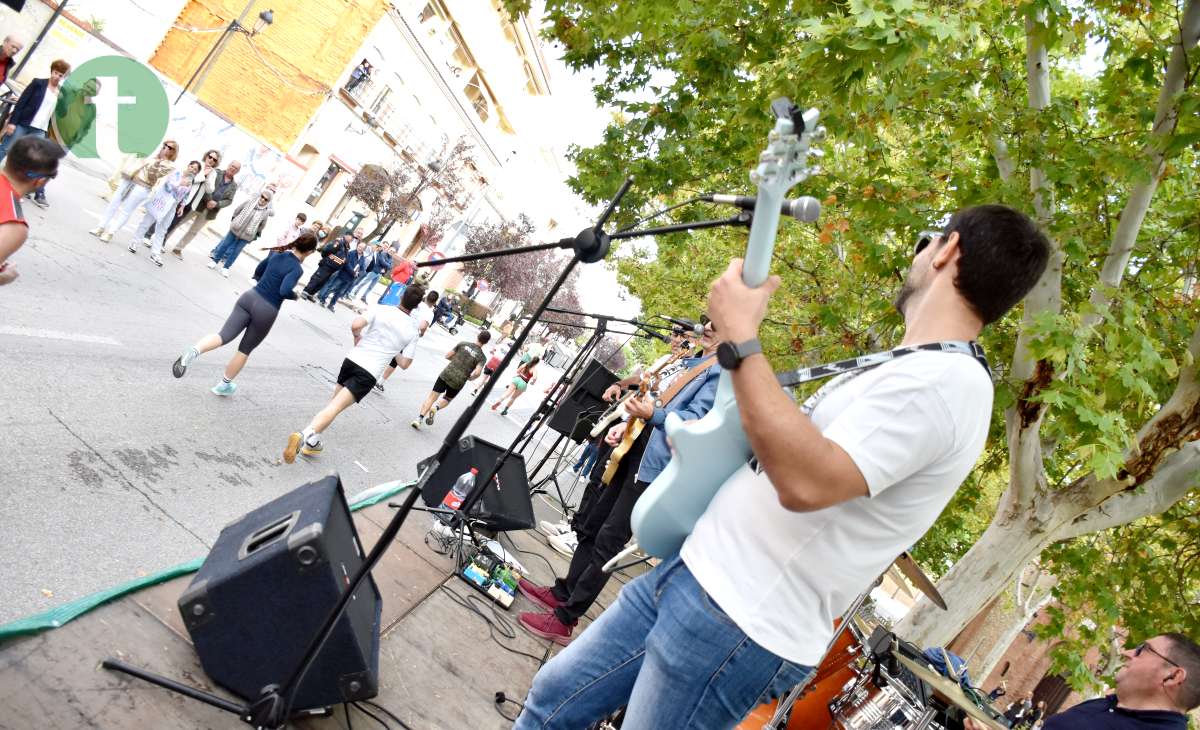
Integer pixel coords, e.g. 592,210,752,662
238,510,301,561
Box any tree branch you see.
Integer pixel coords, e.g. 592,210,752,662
1080,0,1200,330
1053,441,1200,542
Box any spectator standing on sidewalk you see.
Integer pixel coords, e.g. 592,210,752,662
208,188,273,277
128,160,198,267
91,140,177,242
301,227,356,300
0,35,24,87
276,212,306,248
0,59,70,208
146,148,218,245
168,159,238,257
348,241,391,302
173,232,319,395
317,238,365,310
0,136,65,286
345,59,372,93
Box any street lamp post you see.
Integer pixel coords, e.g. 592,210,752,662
176,4,274,105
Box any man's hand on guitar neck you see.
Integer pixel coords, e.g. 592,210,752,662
624,394,655,421
707,258,781,344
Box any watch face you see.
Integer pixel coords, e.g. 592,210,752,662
716,341,739,369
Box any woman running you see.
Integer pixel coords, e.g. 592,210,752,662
491,356,538,416
171,231,318,395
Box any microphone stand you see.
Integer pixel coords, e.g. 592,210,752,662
100,180,754,729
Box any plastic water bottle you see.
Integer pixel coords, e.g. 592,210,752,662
441,468,478,512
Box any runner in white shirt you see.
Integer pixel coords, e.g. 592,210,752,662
514,204,1052,729
284,284,425,462
374,289,439,393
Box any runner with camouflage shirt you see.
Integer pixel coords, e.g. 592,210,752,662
411,330,491,429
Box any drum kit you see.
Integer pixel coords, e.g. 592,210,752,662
735,552,1009,730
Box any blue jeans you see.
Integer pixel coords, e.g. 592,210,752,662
210,232,251,270
348,269,381,300
317,271,354,305
573,441,600,473
514,554,814,729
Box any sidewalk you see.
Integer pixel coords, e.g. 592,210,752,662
0,488,645,728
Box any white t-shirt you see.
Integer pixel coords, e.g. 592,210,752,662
414,302,435,332
681,351,993,666
346,305,420,379
30,86,59,131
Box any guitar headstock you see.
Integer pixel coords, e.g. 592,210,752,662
750,97,824,201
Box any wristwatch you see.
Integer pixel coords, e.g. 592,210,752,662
716,338,762,370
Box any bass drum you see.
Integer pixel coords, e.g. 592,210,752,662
736,620,860,730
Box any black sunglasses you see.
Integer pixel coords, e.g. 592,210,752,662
205,154,219,161
699,314,715,332
1134,641,1180,668
915,230,943,257
24,170,57,180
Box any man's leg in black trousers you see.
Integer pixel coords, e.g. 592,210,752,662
551,443,627,602
303,265,334,296
568,442,614,534
554,478,650,625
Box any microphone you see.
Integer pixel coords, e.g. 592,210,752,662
661,316,704,336
647,329,671,343
702,193,821,222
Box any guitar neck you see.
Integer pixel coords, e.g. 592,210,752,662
743,185,785,287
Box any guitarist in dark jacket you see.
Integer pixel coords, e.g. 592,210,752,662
516,321,721,646
301,229,357,300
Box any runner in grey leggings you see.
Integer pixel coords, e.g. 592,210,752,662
172,233,318,395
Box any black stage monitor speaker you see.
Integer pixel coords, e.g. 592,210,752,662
548,359,618,442
419,436,535,531
178,475,381,711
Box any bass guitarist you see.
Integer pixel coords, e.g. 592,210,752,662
516,321,721,645
514,204,1050,729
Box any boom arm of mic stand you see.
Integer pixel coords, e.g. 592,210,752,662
260,178,637,729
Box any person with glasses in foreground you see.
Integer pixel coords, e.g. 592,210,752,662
514,205,1051,729
967,634,1200,730
0,136,65,285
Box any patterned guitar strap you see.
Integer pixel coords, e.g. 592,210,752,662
750,341,990,473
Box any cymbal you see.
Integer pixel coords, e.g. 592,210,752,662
893,552,947,610
893,653,1007,730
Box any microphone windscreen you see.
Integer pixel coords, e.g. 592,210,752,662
789,196,821,222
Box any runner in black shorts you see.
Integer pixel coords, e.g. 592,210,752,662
411,329,490,429
283,284,424,462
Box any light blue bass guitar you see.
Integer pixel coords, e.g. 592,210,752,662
631,99,825,559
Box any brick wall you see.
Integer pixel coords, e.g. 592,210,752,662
150,0,389,151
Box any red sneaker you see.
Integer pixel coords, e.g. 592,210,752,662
519,611,574,646
517,578,562,611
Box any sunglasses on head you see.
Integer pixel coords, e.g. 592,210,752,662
24,170,56,181
914,230,944,257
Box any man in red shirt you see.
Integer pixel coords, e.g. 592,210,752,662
0,35,24,87
391,257,415,287
0,136,66,285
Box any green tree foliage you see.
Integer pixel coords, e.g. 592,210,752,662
524,0,1200,689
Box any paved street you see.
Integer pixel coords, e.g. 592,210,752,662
0,160,574,624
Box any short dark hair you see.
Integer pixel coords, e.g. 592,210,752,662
477,330,492,345
295,212,307,223
289,231,318,254
401,284,426,311
1164,633,1200,710
942,204,1050,325
5,136,65,179
425,290,439,305
50,59,70,75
